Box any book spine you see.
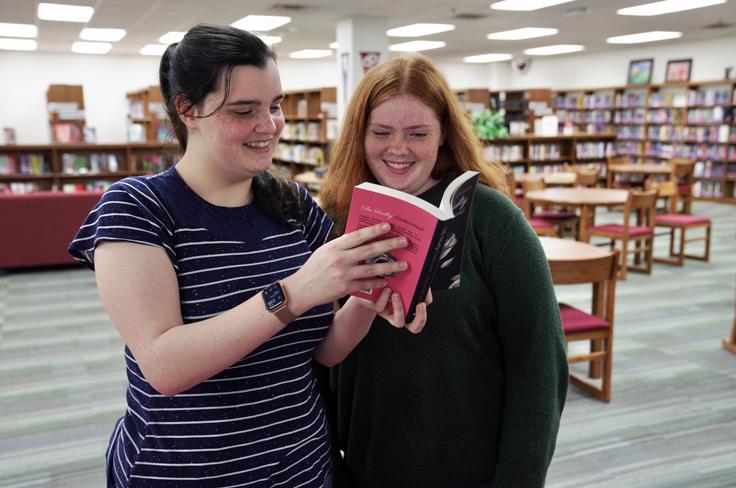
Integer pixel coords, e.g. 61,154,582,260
406,221,448,320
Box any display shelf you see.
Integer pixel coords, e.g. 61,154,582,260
276,87,336,178
126,86,172,143
47,84,87,144
552,80,736,204
0,143,180,194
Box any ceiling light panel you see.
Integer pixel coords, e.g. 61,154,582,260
0,23,38,38
159,32,185,44
329,41,339,49
523,43,585,55
617,0,726,16
71,41,112,54
289,49,333,59
38,3,94,23
487,27,559,40
491,0,576,11
606,31,682,44
80,28,126,42
231,15,291,32
0,38,38,51
256,35,282,46
463,53,513,63
389,40,446,52
140,44,167,56
387,23,455,37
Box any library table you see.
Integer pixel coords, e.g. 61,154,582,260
515,172,577,187
607,163,672,188
525,188,629,242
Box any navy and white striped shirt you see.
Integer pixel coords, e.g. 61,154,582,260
68,166,334,487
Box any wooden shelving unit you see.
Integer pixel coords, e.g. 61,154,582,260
454,88,490,114
553,80,736,204
47,84,87,144
0,143,179,193
126,86,171,143
273,87,336,180
483,133,616,183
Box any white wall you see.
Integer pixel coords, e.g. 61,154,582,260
489,35,736,90
2,34,735,143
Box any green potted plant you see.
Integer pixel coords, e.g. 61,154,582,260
472,109,509,140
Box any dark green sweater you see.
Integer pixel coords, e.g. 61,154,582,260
329,182,568,488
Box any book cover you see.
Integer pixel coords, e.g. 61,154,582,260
344,170,479,320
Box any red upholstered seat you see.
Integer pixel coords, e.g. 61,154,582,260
655,214,710,226
588,224,652,237
559,303,610,333
534,209,577,220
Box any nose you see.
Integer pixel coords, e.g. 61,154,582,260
254,110,278,134
387,133,408,154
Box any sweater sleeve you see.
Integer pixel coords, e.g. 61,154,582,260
484,198,568,487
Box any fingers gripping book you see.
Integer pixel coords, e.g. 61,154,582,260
345,171,479,320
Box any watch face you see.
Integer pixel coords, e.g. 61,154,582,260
262,282,287,312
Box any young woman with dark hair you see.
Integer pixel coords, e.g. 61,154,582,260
68,24,428,487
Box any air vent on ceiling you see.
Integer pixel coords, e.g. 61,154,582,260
270,3,314,10
452,12,487,20
703,20,733,30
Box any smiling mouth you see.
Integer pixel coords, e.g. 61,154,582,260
384,160,414,170
244,141,271,149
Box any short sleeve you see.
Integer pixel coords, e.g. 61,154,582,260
67,177,175,270
294,182,333,252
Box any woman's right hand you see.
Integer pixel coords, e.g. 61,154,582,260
284,223,409,314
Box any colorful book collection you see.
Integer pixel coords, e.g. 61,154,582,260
576,141,612,159
61,152,121,174
273,143,324,165
282,121,323,142
483,144,524,162
0,153,52,175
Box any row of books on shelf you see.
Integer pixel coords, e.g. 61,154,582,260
132,153,180,173
282,121,324,142
273,143,325,165
694,181,733,198
556,110,612,124
576,142,613,159
482,142,613,162
694,161,736,178
0,180,110,194
62,153,121,174
646,124,732,143
128,123,173,143
0,153,52,175
644,142,729,160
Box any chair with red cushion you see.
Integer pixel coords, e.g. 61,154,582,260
521,177,578,237
588,189,657,280
647,180,711,266
668,157,696,214
550,248,619,402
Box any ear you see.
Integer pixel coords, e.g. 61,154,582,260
175,95,198,130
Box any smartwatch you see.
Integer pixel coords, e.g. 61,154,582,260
261,281,296,325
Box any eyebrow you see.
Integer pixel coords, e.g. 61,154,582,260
227,94,284,107
370,123,433,130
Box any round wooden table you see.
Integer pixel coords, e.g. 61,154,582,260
538,236,611,261
516,172,577,187
607,163,672,187
526,188,629,242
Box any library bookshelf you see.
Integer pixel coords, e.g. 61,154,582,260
483,133,616,183
273,87,336,181
553,80,736,204
127,86,171,143
0,143,180,193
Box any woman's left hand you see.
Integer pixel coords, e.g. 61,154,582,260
358,288,433,334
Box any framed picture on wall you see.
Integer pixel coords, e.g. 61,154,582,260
665,58,692,83
627,58,654,85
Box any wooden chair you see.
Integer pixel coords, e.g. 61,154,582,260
723,296,736,355
646,179,711,266
668,157,695,214
549,248,619,402
573,167,599,188
521,177,578,237
606,156,632,189
588,189,657,280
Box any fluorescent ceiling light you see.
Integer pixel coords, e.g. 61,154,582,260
38,3,94,22
289,49,333,59
387,23,455,37
231,15,291,32
257,35,282,46
0,23,38,38
159,31,185,44
80,28,126,42
0,38,38,51
463,53,513,63
606,30,682,44
617,0,726,16
71,41,112,54
491,0,575,11
523,43,585,55
487,27,559,40
140,44,167,56
329,41,339,49
389,40,446,52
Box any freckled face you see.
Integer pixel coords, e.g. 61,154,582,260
364,94,444,196
194,59,285,178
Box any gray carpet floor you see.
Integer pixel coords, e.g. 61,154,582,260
0,201,734,487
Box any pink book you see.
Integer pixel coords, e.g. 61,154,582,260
345,171,479,320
